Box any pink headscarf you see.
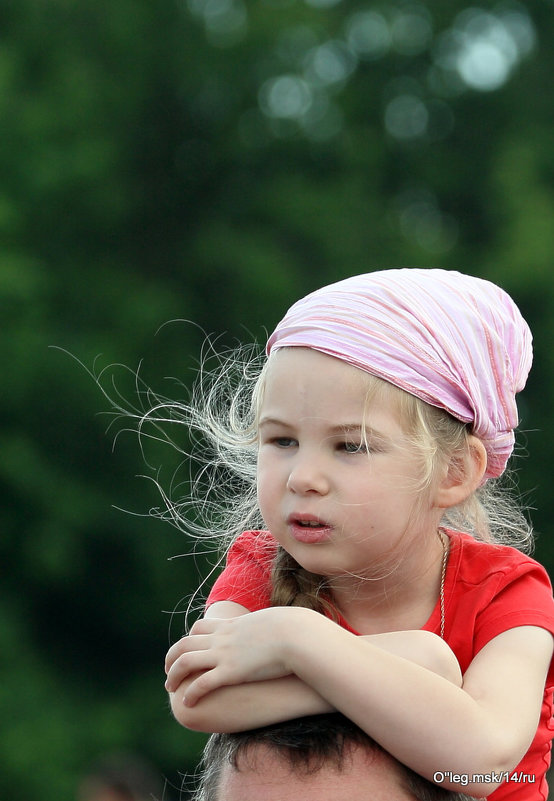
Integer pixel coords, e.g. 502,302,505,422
266,269,532,480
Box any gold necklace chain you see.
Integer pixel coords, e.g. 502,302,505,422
438,528,449,639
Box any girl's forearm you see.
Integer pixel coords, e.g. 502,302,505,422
167,606,548,795
169,672,333,733
168,628,460,733
282,609,536,794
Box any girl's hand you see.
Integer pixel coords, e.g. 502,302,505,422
164,609,297,706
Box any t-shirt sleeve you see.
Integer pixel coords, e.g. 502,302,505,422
473,559,554,682
206,530,276,612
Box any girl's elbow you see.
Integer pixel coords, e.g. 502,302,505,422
169,693,219,732
168,679,213,733
168,678,239,733
426,633,463,686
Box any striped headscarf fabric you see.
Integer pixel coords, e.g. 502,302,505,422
266,269,532,480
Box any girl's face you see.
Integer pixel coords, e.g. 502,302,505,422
256,348,443,581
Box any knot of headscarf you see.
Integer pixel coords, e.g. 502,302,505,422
266,269,532,480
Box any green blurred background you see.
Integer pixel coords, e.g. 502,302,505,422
3,0,554,798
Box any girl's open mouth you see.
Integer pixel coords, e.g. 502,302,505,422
288,515,332,543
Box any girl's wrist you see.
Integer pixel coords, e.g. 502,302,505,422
274,606,334,674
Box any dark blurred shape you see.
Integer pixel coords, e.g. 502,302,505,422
77,752,165,801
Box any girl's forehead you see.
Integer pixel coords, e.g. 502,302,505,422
263,348,398,405
265,347,367,384
260,348,407,431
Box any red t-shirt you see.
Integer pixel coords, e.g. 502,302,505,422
207,529,554,801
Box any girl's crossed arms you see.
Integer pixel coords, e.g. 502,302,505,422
165,601,552,796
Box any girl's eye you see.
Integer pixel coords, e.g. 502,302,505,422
341,441,368,454
272,437,297,448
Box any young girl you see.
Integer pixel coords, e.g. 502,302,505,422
163,269,554,800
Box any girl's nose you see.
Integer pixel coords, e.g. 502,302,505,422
286,454,329,495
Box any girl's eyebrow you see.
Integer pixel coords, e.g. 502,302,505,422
259,417,364,430
328,423,364,434
259,418,386,439
258,416,290,428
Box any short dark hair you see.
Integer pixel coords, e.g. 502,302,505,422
191,714,478,801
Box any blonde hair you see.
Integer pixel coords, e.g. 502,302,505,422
108,342,533,615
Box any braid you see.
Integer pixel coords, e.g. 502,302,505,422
270,547,338,620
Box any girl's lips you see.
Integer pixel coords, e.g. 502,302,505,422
287,515,333,544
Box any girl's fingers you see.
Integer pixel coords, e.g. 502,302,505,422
189,617,219,635
183,668,225,707
165,648,215,691
165,639,185,673
164,634,211,673
165,619,226,672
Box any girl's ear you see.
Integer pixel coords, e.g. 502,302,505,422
434,436,488,510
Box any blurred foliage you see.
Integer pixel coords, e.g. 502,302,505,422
2,0,554,798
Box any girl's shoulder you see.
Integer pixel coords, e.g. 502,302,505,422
447,528,549,584
445,529,554,635
206,531,277,612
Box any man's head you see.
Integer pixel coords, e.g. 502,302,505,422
192,714,478,801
